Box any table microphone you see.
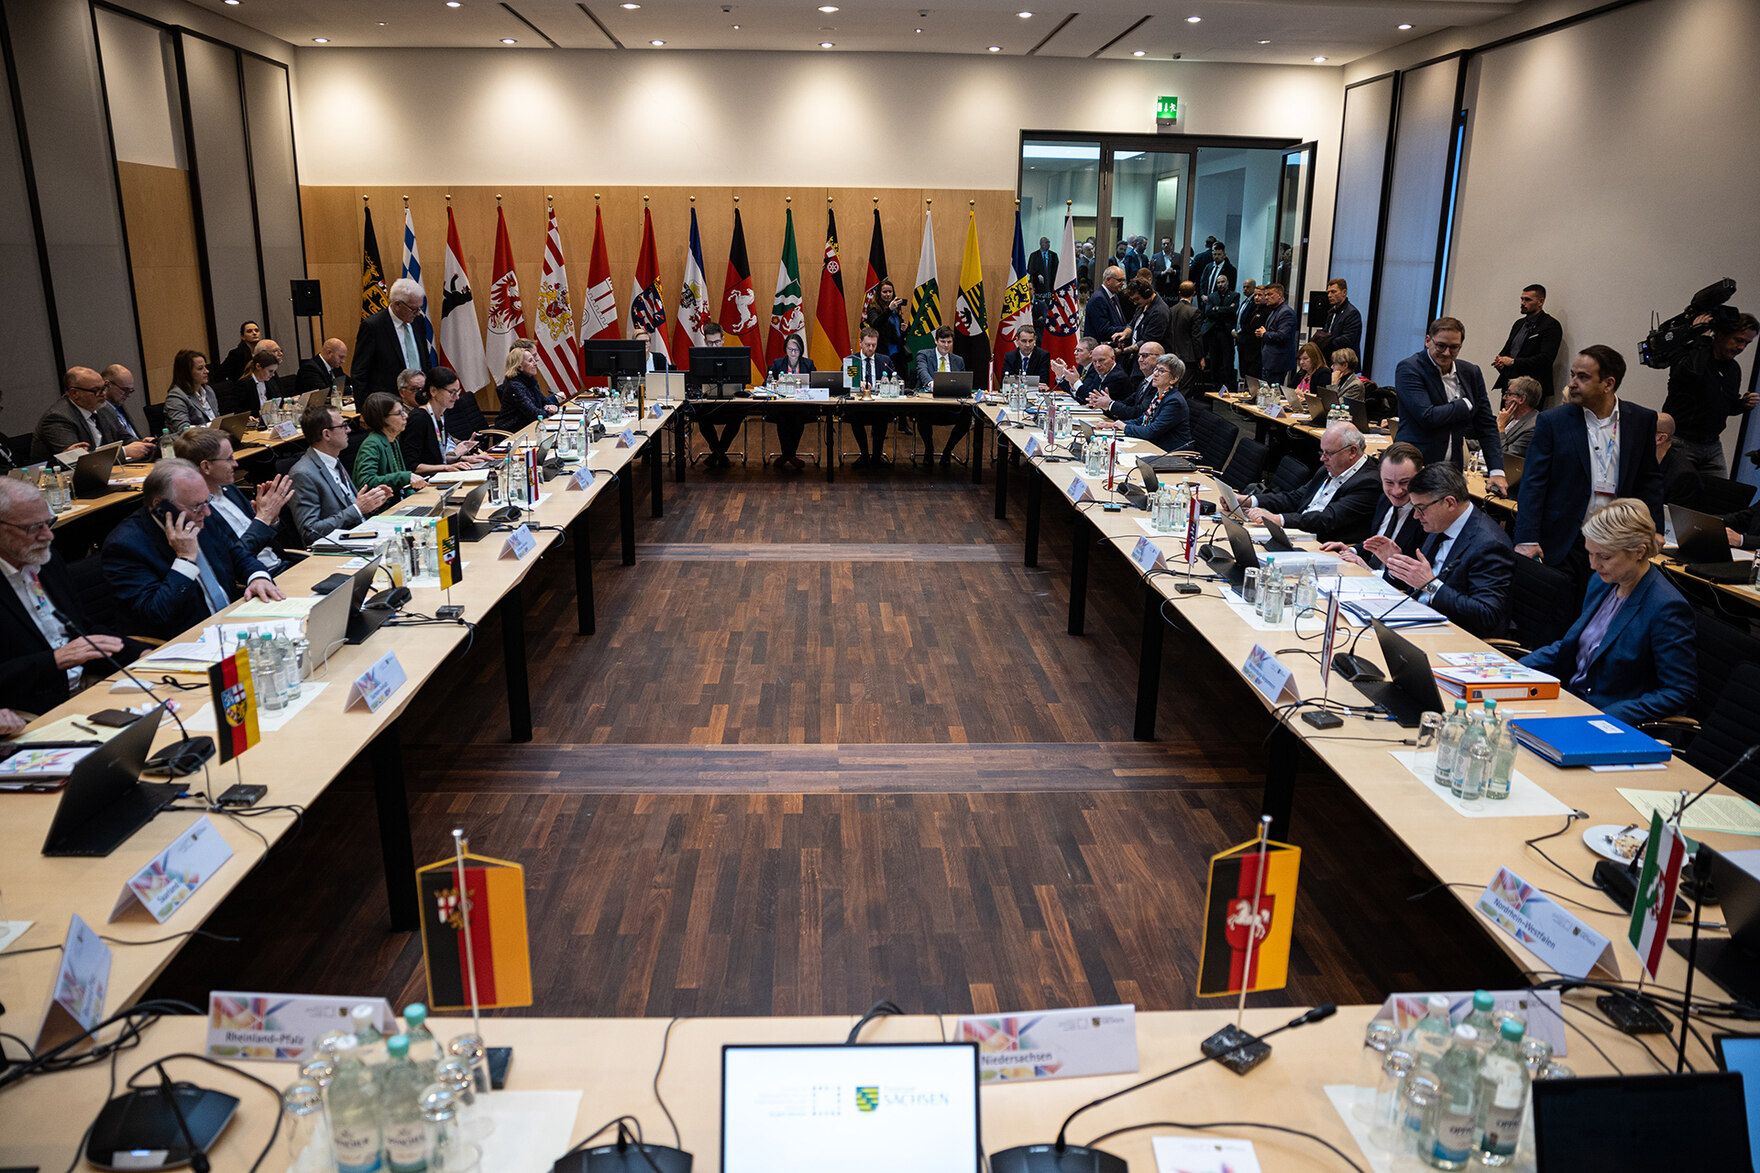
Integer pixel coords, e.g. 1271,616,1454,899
51,604,215,776
158,1062,211,1173
989,1004,1337,1173
1331,592,1410,682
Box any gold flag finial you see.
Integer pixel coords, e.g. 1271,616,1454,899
496,193,502,205
594,192,601,204
402,194,409,207
969,198,975,208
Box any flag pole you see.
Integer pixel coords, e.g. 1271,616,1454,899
1236,815,1272,1029
452,828,484,1040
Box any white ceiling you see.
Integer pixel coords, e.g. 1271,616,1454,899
189,0,1526,64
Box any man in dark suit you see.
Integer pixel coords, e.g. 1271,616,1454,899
1393,316,1507,494
1049,336,1097,400
914,326,969,468
1244,423,1382,543
847,326,894,466
1149,237,1179,301
1309,278,1362,362
0,479,143,715
351,277,430,402
1198,245,1237,309
1375,462,1514,639
1084,266,1129,349
1001,324,1051,382
1081,344,1142,417
102,459,285,640
1235,280,1263,382
1256,284,1298,387
1198,277,1239,391
1163,282,1201,387
30,367,135,462
1513,345,1663,585
171,426,298,575
97,364,156,460
298,337,350,396
1026,236,1058,302
1654,412,1701,505
1491,284,1562,401
1323,442,1426,569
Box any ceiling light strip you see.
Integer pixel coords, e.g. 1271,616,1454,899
500,2,561,47
1089,14,1153,59
1026,12,1079,56
575,3,625,49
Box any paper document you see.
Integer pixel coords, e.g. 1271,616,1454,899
427,469,491,485
1618,788,1760,836
226,597,321,620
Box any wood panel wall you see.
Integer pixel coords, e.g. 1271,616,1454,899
299,186,1017,393
116,162,206,404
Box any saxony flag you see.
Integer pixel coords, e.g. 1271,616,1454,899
905,209,940,366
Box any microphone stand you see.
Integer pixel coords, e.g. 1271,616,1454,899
51,605,214,777
1331,591,1412,683
157,1062,211,1173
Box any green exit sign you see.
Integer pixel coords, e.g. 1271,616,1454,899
1157,95,1179,119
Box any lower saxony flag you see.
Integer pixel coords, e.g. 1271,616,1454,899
208,648,259,763
1196,837,1302,997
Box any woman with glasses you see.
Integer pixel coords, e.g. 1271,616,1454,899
353,393,430,499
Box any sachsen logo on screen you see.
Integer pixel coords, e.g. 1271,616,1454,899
855,1084,954,1113
855,1086,879,1113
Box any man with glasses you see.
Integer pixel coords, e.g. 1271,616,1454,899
102,459,284,640
288,406,395,544
351,276,430,401
1323,441,1426,570
0,478,142,715
99,365,157,461
1370,462,1514,639
1393,316,1508,495
173,426,297,575
29,367,134,462
1243,422,1381,543
1084,266,1131,350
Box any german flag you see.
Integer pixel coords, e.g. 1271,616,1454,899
416,852,532,1011
1196,836,1301,997
207,648,259,764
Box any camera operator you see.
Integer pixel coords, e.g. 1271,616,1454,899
1661,310,1758,476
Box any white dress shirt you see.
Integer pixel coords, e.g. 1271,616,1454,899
1585,401,1621,519
209,489,282,572
1417,503,1478,604
1305,452,1369,513
2,556,80,690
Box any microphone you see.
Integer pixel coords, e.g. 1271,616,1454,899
52,604,214,777
157,1063,211,1173
1331,591,1411,683
990,1005,1338,1173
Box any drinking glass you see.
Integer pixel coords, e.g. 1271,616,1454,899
1355,1020,1403,1121
422,1083,480,1172
281,1078,335,1173
1413,711,1444,779
1371,1047,1419,1152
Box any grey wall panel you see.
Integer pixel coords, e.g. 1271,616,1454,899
1329,75,1394,370
180,31,262,355
242,55,304,351
0,31,59,428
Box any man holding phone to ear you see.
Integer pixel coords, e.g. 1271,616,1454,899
102,458,285,640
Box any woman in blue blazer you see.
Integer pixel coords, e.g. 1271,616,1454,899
1520,498,1695,723
1101,354,1192,452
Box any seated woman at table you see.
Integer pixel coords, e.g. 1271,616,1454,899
1519,497,1695,724
401,366,488,476
1096,354,1191,452
1287,342,1332,422
767,334,814,472
1329,348,1369,410
353,393,430,500
496,345,561,431
162,349,221,432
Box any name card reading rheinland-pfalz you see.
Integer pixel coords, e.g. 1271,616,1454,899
953,1004,1139,1083
617,428,637,448
568,466,596,491
1023,434,1043,459
1131,535,1168,574
36,914,111,1051
1476,866,1619,979
1241,644,1299,704
1067,476,1095,504
500,523,537,560
110,815,233,924
208,992,394,1062
345,651,407,713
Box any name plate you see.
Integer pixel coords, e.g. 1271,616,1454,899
1066,476,1094,504
37,915,111,1051
995,406,1009,423
271,421,300,441
568,466,596,491
110,815,233,924
1024,434,1042,459
1130,535,1167,574
807,387,831,401
616,428,637,447
649,404,663,418
1264,403,1284,418
501,523,537,559
953,1004,1138,1083
208,992,394,1062
345,651,407,713
1241,644,1298,704
1476,866,1618,979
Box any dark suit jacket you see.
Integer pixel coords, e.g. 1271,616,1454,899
1201,291,1239,338
1002,348,1051,381
1392,352,1503,470
1198,259,1237,302
30,396,129,462
1493,311,1562,398
1163,300,1200,364
1027,249,1058,296
102,505,271,640
1315,300,1362,360
644,352,673,373
1413,505,1514,639
1256,456,1382,543
1095,368,1148,417
350,309,417,402
1521,568,1695,723
213,341,255,385
768,357,816,378
914,350,966,389
0,553,143,715
1512,401,1664,563
1084,289,1126,343
1658,445,1701,505
297,355,348,395
1352,496,1425,569
1259,303,1298,374
219,375,274,417
400,407,455,471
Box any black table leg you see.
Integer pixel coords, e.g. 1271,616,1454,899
1025,472,1042,567
1133,583,1163,741
673,409,687,483
649,431,664,517
1068,523,1089,636
368,718,419,931
1263,721,1301,840
970,410,984,484
571,511,594,636
619,469,636,566
994,427,1009,520
825,409,835,484
500,582,532,743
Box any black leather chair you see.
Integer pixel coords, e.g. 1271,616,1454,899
1686,475,1755,515
1190,409,1238,471
1266,454,1313,496
1217,434,1268,491
1681,661,1760,801
1485,554,1578,656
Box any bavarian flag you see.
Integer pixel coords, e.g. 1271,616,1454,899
905,209,940,366
208,647,259,764
437,512,463,590
1196,835,1301,997
360,203,389,320
417,850,533,1011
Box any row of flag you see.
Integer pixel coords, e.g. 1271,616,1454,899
357,201,1093,394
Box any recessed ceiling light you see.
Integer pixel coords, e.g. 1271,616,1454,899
818,4,839,11
915,27,923,33
500,37,516,43
224,0,239,6
1018,10,1033,17
988,44,1001,52
1131,49,1145,56
1186,14,1201,22
650,38,665,45
621,2,640,7
731,23,740,28
312,36,329,43
1258,39,1270,44
1398,22,1413,29
820,41,834,47
1313,55,1327,61
446,1,460,6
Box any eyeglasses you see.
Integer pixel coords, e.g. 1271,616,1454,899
1409,496,1451,516
1,518,55,535
1319,446,1353,459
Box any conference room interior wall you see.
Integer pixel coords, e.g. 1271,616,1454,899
1443,0,1760,470
0,32,58,426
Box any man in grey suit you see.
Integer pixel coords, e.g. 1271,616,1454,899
914,326,970,469
288,404,394,544
30,368,135,462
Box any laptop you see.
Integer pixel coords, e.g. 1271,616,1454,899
808,370,842,391
343,556,396,645
1258,515,1299,552
213,412,255,444
458,480,517,541
721,1042,981,1173
1531,1072,1751,1172
72,442,126,498
1500,452,1524,494
1145,451,1198,473
304,573,355,668
1669,504,1753,582
1715,1032,1760,1171
393,483,462,518
931,370,976,394
1351,620,1446,727
41,706,179,857
1214,480,1249,521
1202,515,1260,592
1671,847,1760,1005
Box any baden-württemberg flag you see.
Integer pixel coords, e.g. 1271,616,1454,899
905,209,940,365
1627,810,1685,981
208,647,259,764
360,204,389,320
952,209,990,378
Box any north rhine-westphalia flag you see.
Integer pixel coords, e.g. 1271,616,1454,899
1196,835,1301,997
401,206,439,366
360,204,389,320
536,205,582,397
810,207,850,373
438,206,490,390
765,207,806,370
1042,207,1080,367
952,209,989,380
436,512,463,590
1628,810,1686,981
485,205,528,383
905,209,940,365
208,647,259,764
671,207,711,358
864,206,888,305
630,207,669,362
581,205,620,344
416,850,532,1011
719,207,762,383
993,208,1033,384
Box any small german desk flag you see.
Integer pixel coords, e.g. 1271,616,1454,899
1196,835,1302,997
207,647,259,763
436,513,463,590
416,851,532,1011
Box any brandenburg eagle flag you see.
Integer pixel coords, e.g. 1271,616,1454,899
1196,835,1301,997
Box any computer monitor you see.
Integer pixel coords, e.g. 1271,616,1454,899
1672,847,1760,1005
1202,515,1260,591
1531,1072,1751,1172
687,346,751,391
42,705,179,857
721,1042,981,1173
1717,1034,1760,1172
581,339,648,377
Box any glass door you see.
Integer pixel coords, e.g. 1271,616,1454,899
1019,139,1101,295
1105,149,1194,300
1272,142,1318,309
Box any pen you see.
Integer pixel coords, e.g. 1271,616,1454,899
73,721,100,734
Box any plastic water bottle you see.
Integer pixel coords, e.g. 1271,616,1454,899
1294,564,1318,614
1486,710,1518,800
1261,567,1285,624
1476,1018,1530,1166
1452,707,1490,798
1256,556,1276,617
1421,1024,1483,1169
159,428,175,459
1435,700,1469,787
1409,994,1454,1071
350,1003,387,1067
257,633,287,711
401,1003,442,1076
1460,991,1498,1057
380,1035,430,1173
326,1032,383,1173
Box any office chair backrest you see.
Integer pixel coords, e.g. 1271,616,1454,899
1683,661,1760,802
1507,554,1578,653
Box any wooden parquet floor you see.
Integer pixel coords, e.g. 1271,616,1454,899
149,451,1521,1018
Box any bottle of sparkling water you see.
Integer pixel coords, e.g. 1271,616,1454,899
1422,1024,1483,1169
401,1002,441,1075
327,1032,383,1173
159,428,175,459
350,1004,387,1068
1409,994,1454,1071
1451,706,1489,796
1460,991,1498,1058
1476,1018,1530,1166
380,1034,429,1173
1295,563,1318,613
1262,566,1285,623
1485,708,1518,800
1435,700,1469,787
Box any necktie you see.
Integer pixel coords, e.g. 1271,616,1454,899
114,408,138,440
82,411,102,447
193,551,229,615
939,356,948,373
399,320,420,369
865,357,873,384
1508,318,1530,360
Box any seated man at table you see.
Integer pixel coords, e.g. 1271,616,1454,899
633,329,672,373
1094,354,1191,451
219,348,279,416
1049,336,1096,399
102,459,285,639
914,326,971,470
297,337,349,397
172,427,297,575
1089,342,1158,420
1375,462,1513,639
30,367,133,462
0,478,144,716
288,405,396,544
1078,344,1135,416
395,367,427,414
1243,423,1381,543
693,322,745,469
1324,441,1426,570
98,365,158,462
1001,323,1052,382
846,327,894,466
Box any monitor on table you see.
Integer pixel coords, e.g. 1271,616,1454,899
1531,1072,1751,1172
582,340,648,378
687,346,751,393
1718,1033,1760,1172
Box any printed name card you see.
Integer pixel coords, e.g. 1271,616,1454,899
1476,866,1618,979
1066,476,1095,504
807,387,831,401
649,404,663,418
568,466,596,491
616,428,637,448
208,992,394,1063
110,815,233,924
953,1004,1138,1083
345,651,407,713
1024,434,1043,459
995,406,1009,423
37,914,111,1050
1130,535,1168,574
500,523,538,560
1264,403,1284,418
1241,644,1298,704
271,421,300,441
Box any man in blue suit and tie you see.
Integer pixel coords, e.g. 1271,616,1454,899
914,327,970,468
1393,316,1508,495
1084,266,1130,350
1373,462,1514,639
1255,284,1298,387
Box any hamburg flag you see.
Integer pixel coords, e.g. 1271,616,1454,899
671,207,711,358
1042,208,1080,367
436,512,463,590
360,204,389,320
864,206,888,305
416,850,533,1011
1627,811,1686,981
811,207,850,373
401,206,439,366
994,208,1032,384
438,206,490,391
536,205,582,398
905,209,940,365
208,648,259,764
1195,835,1301,997
581,204,620,344
765,207,806,370
485,205,528,384
720,207,762,383
952,209,990,380
630,207,669,362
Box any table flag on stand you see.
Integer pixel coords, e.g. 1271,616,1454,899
1627,810,1685,981
810,205,849,373
436,512,463,590
416,849,532,1011
208,647,259,764
765,206,806,371
1195,833,1301,997
719,206,763,382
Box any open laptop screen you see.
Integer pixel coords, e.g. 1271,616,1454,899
1531,1072,1751,1171
722,1042,980,1173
